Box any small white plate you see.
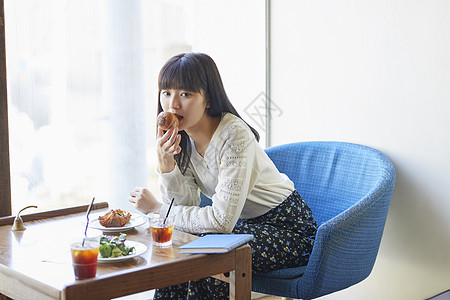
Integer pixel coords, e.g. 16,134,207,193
98,241,147,263
89,214,147,232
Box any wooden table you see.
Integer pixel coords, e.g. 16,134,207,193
0,205,251,300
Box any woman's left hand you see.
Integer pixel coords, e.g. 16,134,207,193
128,187,162,214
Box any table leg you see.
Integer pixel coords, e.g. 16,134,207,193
229,245,251,300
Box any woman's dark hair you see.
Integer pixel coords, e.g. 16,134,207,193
157,52,259,174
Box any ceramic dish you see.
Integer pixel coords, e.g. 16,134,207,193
89,214,147,232
97,241,147,263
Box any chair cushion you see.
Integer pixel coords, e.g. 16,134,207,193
256,265,307,279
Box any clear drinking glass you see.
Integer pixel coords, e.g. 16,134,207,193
70,229,102,280
149,215,174,247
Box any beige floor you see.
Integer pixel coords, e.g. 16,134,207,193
251,292,283,299
114,290,283,299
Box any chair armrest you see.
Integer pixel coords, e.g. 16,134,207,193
297,176,395,299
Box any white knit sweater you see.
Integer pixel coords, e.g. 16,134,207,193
158,113,294,234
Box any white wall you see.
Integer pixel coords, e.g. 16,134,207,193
270,1,450,299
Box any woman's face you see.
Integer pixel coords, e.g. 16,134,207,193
159,88,208,131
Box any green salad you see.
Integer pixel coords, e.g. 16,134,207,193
99,233,135,258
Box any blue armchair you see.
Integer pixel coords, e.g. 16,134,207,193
201,141,396,299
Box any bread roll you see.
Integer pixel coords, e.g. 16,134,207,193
98,209,131,227
157,111,179,130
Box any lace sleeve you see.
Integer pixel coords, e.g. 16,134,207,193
166,120,257,234
158,164,201,206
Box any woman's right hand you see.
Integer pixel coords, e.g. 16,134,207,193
156,126,182,173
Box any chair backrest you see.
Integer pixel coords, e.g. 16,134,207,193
264,141,392,227
258,141,396,299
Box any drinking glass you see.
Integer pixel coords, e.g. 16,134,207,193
149,215,174,247
70,229,102,280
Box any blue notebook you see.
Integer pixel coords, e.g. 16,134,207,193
179,234,253,254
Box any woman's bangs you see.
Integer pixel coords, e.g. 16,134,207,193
159,60,202,93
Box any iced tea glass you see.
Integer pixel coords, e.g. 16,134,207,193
150,215,174,247
70,229,102,280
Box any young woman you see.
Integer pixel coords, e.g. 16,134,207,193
128,52,317,299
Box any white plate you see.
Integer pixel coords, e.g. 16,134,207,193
89,214,147,232
98,241,147,263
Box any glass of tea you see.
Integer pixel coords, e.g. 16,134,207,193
70,229,102,280
149,215,174,247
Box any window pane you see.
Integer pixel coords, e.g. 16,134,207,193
5,0,265,214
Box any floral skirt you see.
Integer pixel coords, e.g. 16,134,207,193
153,190,318,300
